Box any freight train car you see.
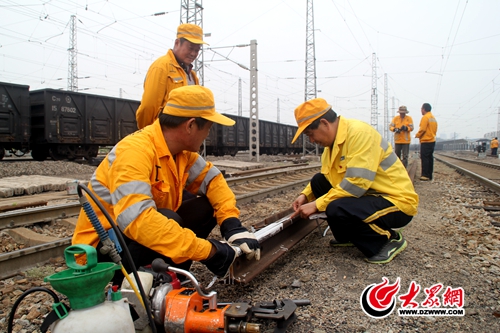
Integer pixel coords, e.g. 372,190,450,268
0,82,31,159
0,81,139,161
28,89,139,161
204,114,303,156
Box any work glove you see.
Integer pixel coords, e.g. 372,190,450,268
394,128,401,133
200,239,237,278
221,218,261,261
401,125,408,131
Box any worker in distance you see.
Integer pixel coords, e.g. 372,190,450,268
73,85,260,282
290,98,419,264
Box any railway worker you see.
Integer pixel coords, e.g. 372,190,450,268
73,85,260,282
415,103,438,181
389,106,414,168
290,98,419,264
135,23,206,130
491,137,498,156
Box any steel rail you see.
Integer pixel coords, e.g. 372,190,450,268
436,153,500,171
435,156,500,194
0,202,81,230
0,237,71,280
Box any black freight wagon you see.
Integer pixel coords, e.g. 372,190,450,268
0,82,31,159
28,89,139,161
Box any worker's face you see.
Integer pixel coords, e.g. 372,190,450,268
303,119,335,147
187,119,212,152
173,39,201,65
399,113,406,118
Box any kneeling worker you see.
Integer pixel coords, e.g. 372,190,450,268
72,85,260,281
291,98,418,264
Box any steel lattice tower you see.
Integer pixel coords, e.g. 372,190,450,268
67,15,78,92
180,0,205,85
370,53,378,129
303,0,318,155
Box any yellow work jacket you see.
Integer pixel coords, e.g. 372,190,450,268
135,49,200,129
301,117,419,217
72,120,238,263
390,115,414,144
491,139,499,149
415,112,438,143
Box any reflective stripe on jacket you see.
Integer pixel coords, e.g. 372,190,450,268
415,112,438,143
389,115,414,144
301,117,419,216
135,49,199,129
72,120,238,263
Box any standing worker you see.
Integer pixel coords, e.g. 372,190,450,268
415,103,438,181
290,98,419,264
491,137,499,156
135,23,206,129
73,86,260,282
390,106,414,168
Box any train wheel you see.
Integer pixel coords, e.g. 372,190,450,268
49,148,66,161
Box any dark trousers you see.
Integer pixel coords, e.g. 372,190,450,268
394,143,410,168
420,142,435,179
310,173,412,258
97,194,216,284
492,147,498,156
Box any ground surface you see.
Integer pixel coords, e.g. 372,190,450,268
1,153,500,332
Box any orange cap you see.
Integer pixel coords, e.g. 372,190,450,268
177,23,208,45
163,86,235,126
291,98,332,143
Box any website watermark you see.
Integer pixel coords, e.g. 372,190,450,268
360,277,465,318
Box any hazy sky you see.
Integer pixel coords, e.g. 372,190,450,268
2,0,500,142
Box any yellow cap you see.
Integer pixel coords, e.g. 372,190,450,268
177,23,208,45
163,86,235,126
291,98,332,143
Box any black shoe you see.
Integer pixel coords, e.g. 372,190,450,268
329,239,354,247
365,231,407,264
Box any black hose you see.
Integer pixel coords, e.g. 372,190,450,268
7,287,60,333
76,183,158,333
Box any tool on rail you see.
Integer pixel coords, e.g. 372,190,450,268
7,182,310,333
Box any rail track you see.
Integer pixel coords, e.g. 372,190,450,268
0,164,319,279
435,153,500,194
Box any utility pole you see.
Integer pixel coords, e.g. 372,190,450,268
277,98,280,123
371,53,378,130
303,0,318,156
384,73,388,140
238,78,242,116
180,0,205,85
249,40,260,161
68,15,78,92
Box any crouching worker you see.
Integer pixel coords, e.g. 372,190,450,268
290,98,419,264
72,85,260,282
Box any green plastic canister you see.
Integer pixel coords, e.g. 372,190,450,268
44,244,135,333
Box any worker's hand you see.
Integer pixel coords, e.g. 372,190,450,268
395,128,401,133
200,239,238,278
291,201,318,219
221,218,260,261
401,125,408,131
292,194,308,212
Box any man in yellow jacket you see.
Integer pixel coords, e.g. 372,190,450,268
135,23,205,130
73,85,260,281
490,137,498,156
390,106,414,168
290,98,418,264
415,103,438,181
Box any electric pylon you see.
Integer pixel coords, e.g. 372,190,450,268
68,15,78,91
